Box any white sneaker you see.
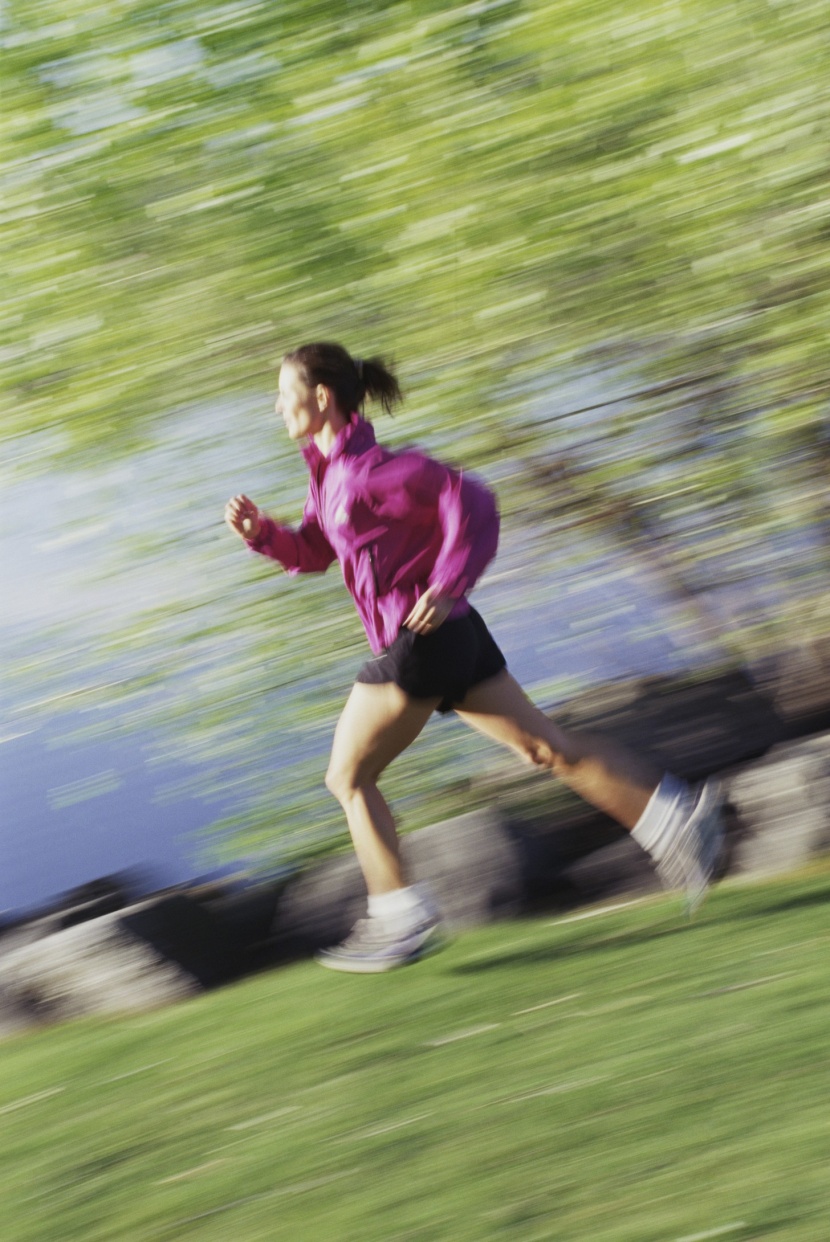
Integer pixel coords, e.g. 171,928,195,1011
654,779,725,915
315,911,443,973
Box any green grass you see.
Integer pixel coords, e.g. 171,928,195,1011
3,865,830,1240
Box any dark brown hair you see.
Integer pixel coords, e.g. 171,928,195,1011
283,342,402,415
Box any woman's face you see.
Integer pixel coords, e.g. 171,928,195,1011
276,362,323,441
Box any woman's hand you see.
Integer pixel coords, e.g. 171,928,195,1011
404,585,456,635
225,494,262,540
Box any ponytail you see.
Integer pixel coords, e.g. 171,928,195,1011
283,342,402,416
355,354,401,415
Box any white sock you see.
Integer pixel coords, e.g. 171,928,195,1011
630,773,690,861
367,885,430,923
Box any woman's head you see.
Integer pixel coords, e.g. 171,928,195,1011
282,342,402,418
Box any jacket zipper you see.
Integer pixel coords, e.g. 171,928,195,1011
310,454,326,532
367,546,380,597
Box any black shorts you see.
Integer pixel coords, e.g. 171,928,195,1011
356,606,507,714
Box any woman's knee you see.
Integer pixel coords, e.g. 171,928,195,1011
507,708,564,766
514,732,561,770
514,721,585,772
324,758,351,803
325,754,376,803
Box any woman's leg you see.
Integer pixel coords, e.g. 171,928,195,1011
325,681,440,895
455,670,660,828
455,669,724,913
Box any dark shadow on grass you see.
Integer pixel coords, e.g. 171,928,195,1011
726,882,830,922
450,873,830,975
448,916,707,974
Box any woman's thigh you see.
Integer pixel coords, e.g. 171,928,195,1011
454,670,572,765
327,681,440,789
455,670,660,802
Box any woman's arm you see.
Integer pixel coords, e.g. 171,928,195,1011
225,491,337,574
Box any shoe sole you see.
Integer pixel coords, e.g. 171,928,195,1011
683,780,725,917
315,929,444,974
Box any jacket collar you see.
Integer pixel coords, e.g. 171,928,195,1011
301,413,376,469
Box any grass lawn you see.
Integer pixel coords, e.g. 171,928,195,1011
2,865,830,1241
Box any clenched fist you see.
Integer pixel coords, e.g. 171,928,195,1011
225,494,262,540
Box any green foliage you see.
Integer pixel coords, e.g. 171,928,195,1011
4,0,830,449
2,866,830,1239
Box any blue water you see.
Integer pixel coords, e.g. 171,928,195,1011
1,714,230,913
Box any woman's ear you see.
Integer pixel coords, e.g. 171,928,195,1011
316,383,331,413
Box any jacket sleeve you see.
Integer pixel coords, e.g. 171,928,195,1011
245,489,337,575
428,464,500,599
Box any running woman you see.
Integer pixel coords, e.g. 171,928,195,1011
225,342,723,973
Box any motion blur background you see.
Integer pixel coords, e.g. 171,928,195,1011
4,0,830,913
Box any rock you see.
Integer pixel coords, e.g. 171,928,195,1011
50,874,135,929
553,667,785,780
748,638,830,739
0,984,36,1040
0,894,242,1027
272,853,368,958
404,809,525,927
724,736,830,878
0,871,154,957
558,835,662,907
194,875,290,968
272,808,525,956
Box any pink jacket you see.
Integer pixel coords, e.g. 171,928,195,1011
246,414,500,653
